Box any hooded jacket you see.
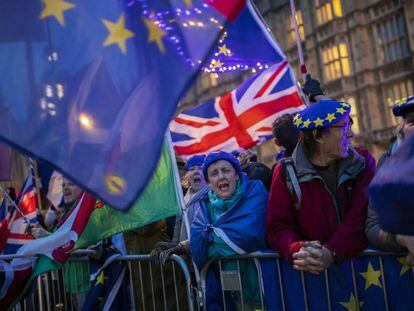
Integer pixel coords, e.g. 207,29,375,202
266,143,376,262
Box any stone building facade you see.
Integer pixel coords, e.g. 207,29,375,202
180,0,414,161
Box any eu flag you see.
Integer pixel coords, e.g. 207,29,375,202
0,0,247,210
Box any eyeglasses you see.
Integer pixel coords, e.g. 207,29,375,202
329,122,352,134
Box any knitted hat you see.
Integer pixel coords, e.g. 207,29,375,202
185,154,206,172
392,95,414,118
202,151,241,180
293,100,351,131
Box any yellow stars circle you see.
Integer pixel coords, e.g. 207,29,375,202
96,271,107,285
359,262,382,290
294,116,303,127
313,117,324,127
336,107,346,115
397,256,411,276
211,59,224,69
40,0,75,26
102,14,135,54
142,16,167,53
325,113,336,123
105,174,126,195
340,293,364,311
218,45,231,56
302,119,311,128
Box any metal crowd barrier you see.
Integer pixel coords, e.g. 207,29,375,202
4,251,195,311
198,250,414,311
4,250,414,311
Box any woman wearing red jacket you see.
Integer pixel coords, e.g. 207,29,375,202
266,99,375,274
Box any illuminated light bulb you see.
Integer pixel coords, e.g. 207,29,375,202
252,68,257,73
189,21,195,26
197,22,203,27
45,85,53,98
79,113,94,130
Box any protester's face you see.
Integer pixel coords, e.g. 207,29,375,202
403,112,414,138
187,165,207,192
62,178,82,204
207,160,239,199
321,116,354,160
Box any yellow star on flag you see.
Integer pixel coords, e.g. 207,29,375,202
39,0,75,26
340,293,364,311
336,107,346,115
96,271,108,285
142,16,167,53
313,117,324,127
102,14,135,54
218,45,231,56
294,117,303,127
183,0,193,8
397,257,411,276
211,59,223,69
302,119,311,128
359,262,382,290
325,113,336,123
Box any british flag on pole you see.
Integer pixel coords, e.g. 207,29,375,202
171,61,305,156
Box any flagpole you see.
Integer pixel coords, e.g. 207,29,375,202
289,0,307,83
165,130,203,295
165,131,191,240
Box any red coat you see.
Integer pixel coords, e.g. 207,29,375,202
266,145,376,262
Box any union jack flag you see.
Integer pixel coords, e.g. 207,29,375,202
170,61,305,156
0,170,38,255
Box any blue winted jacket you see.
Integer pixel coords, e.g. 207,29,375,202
190,173,268,269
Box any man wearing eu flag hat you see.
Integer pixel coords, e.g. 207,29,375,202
366,95,414,265
266,99,376,274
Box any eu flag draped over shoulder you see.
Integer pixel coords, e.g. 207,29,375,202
0,0,247,210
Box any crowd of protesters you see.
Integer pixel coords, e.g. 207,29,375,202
13,76,414,310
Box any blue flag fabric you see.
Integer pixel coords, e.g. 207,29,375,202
82,248,129,310
0,0,250,210
259,250,414,310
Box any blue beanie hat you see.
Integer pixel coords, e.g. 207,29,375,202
368,132,414,235
392,95,414,118
293,99,351,131
202,151,241,180
185,154,206,172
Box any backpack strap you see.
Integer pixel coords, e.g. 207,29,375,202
282,158,302,210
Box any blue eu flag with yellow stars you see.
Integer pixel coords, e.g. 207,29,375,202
0,0,252,210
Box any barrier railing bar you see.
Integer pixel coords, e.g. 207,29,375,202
127,261,136,311
148,261,157,311
159,261,168,311
324,269,332,311
137,261,146,311
276,258,286,311
236,259,245,311
218,260,227,311
44,272,52,311
378,256,390,311
300,271,309,311
171,262,180,311
255,259,265,311
350,259,361,311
